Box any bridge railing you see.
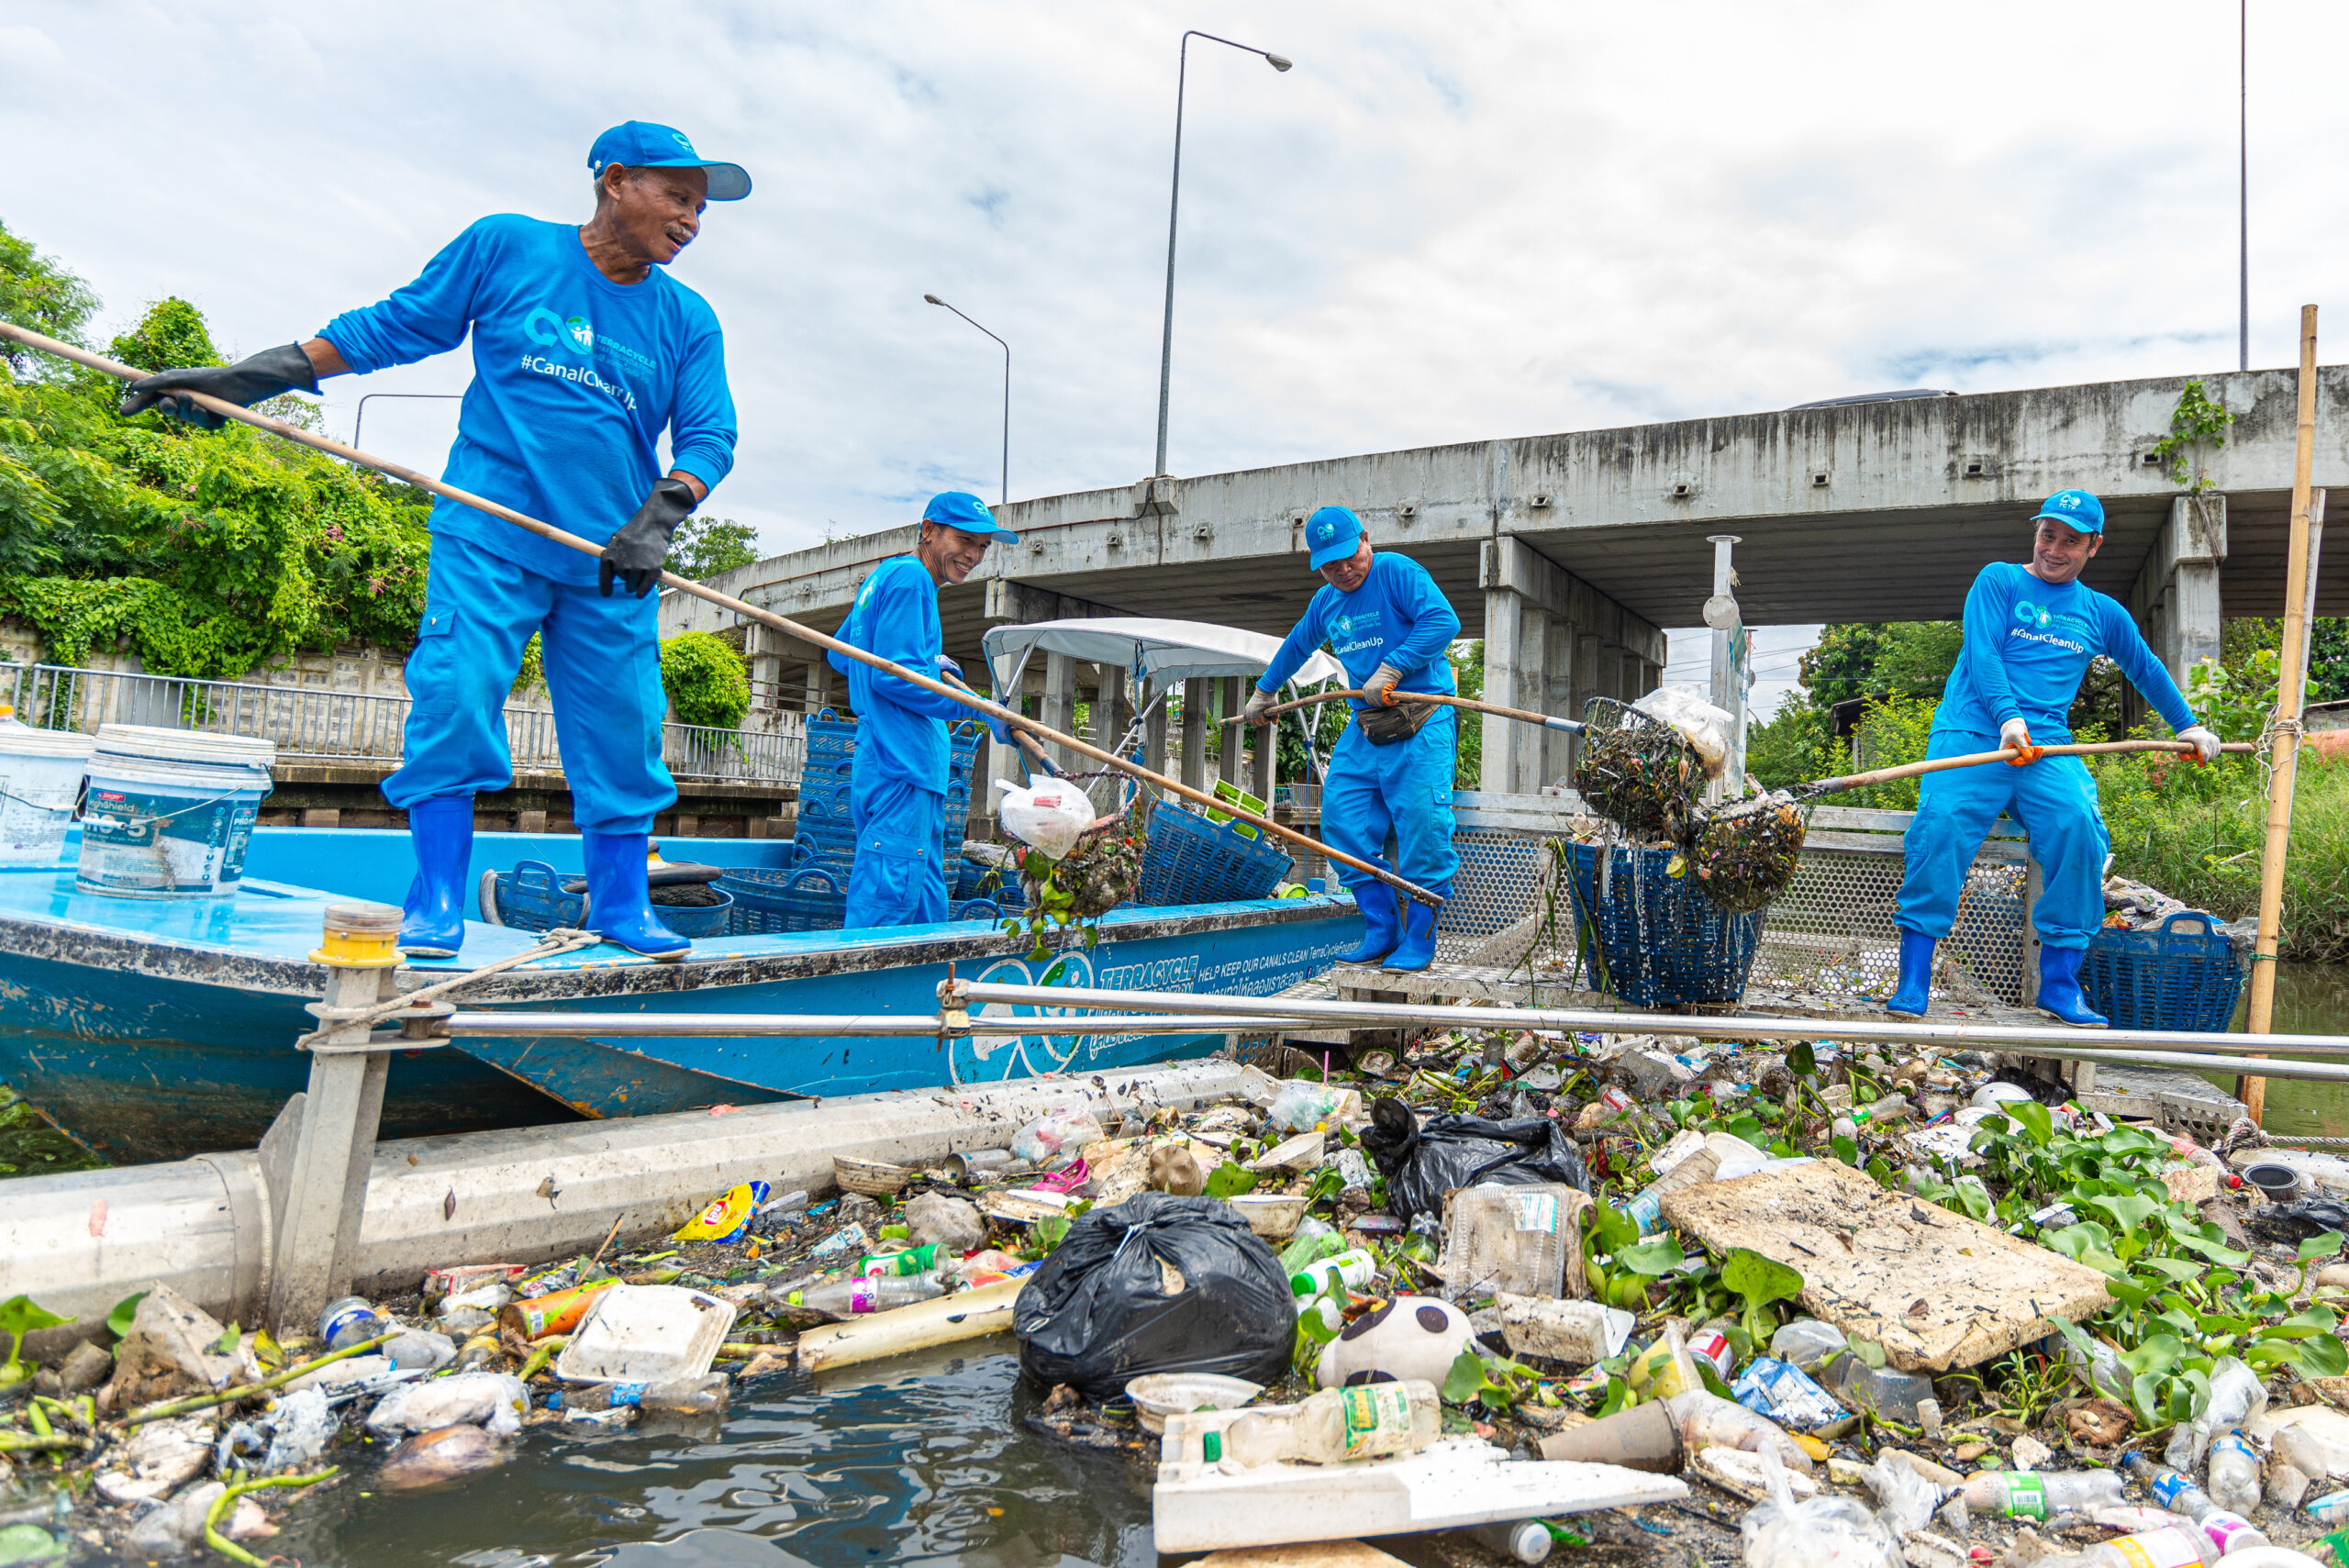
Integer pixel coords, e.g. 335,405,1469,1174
0,662,803,785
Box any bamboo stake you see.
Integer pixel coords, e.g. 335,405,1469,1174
1223,687,1585,734
0,321,1437,909
117,1331,396,1427
2240,304,2323,1123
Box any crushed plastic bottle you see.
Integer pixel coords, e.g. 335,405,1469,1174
1739,1444,1899,1568
1820,1353,1935,1421
1960,1470,2125,1522
1267,1079,1348,1131
2168,1358,2267,1472
1768,1318,1846,1373
2128,1452,2219,1521
783,1273,947,1319
2208,1431,2264,1518
1009,1105,1104,1164
549,1373,730,1418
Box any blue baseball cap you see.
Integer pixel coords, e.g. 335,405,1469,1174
587,122,751,202
1305,505,1364,571
922,491,1018,541
2032,489,2106,535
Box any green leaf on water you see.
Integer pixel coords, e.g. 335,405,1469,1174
2174,1233,2252,1268
2041,1221,2115,1261
1443,1348,1490,1404
1831,1135,1859,1167
2086,1194,2160,1233
1203,1161,1261,1200
1787,1041,1816,1078
1586,1200,1640,1257
1617,1236,1687,1277
2007,1100,2054,1148
2300,1232,2347,1262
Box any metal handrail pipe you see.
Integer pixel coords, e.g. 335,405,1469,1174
438,1010,1315,1039
937,980,2349,1061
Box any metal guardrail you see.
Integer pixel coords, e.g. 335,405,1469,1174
0,662,803,785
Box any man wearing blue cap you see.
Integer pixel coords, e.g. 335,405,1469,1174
1889,490,2221,1025
1245,506,1461,971
119,121,752,962
829,493,1019,929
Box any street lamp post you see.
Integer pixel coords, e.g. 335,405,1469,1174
923,295,1010,507
1152,29,1291,479
352,391,463,451
2239,0,2249,373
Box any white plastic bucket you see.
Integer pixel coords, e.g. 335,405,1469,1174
76,725,276,898
0,726,96,866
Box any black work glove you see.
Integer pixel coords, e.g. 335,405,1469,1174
600,476,696,598
117,342,319,429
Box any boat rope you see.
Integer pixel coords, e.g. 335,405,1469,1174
295,927,606,1049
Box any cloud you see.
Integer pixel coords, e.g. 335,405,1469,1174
6,0,2343,591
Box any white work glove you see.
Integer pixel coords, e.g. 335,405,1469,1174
2177,724,2221,764
1365,663,1404,706
1241,686,1280,726
1998,717,2043,767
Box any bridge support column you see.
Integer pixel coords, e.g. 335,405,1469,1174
2131,493,2228,692
1180,678,1208,793
1479,537,1666,795
1041,654,1078,773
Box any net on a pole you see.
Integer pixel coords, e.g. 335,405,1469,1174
1571,696,1702,846
1687,790,1809,914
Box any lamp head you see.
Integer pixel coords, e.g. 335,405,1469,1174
1265,52,1293,71
923,294,944,306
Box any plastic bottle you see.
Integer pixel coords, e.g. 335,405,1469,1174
2208,1431,2264,1518
1467,1520,1552,1564
2168,1359,2267,1471
2046,1526,2214,1568
551,1373,730,1417
317,1296,385,1353
0,705,28,732
1960,1470,2125,1522
2309,1493,2349,1527
857,1244,940,1278
782,1273,947,1318
2128,1452,2219,1521
1209,1382,1442,1466
1292,1249,1377,1303
2271,1429,2327,1512
1820,1354,1936,1421
1769,1318,1846,1372
2198,1513,2271,1560
1662,1388,1814,1474
1278,1218,1344,1274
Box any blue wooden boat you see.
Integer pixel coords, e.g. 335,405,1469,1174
0,827,1363,1164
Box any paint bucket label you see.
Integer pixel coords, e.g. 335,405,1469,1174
76,757,270,897
2108,1528,2205,1568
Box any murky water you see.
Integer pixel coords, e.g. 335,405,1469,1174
2214,961,2349,1139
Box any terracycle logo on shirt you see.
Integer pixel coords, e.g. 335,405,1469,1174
2011,600,2054,629
524,306,595,356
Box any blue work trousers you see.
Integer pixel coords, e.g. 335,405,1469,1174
1897,731,2109,950
384,531,676,835
844,766,948,929
1322,707,1460,897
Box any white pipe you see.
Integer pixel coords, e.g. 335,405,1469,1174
439,1011,1314,1038
3,1058,1274,1358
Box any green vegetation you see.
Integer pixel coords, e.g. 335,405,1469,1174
658,630,750,730
670,515,761,581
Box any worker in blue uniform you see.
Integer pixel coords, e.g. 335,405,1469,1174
119,122,749,963
1890,490,2221,1025
1248,506,1461,972
829,493,1019,929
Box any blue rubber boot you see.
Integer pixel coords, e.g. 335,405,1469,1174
582,832,690,961
1382,892,1444,973
1338,881,1402,966
398,795,475,959
2036,943,2109,1029
1885,928,1936,1018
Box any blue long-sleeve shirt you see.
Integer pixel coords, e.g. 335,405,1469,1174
1258,550,1460,706
319,214,737,586
828,555,967,791
1933,561,2197,743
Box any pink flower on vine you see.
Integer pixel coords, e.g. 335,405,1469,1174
368,575,385,595
325,523,345,540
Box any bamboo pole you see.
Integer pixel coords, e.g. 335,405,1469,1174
1800,738,2254,798
794,1275,1023,1373
2239,304,2323,1123
0,321,1436,909
1224,687,1585,734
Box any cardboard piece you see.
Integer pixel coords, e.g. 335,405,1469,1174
1196,1543,1413,1568
1659,1158,2111,1373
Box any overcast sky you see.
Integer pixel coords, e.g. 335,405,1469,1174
7,0,2343,715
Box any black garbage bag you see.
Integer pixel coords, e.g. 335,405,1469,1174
2245,1195,2349,1243
1013,1191,1294,1400
1359,1096,1593,1221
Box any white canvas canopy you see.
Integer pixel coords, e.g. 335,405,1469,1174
980,617,1342,698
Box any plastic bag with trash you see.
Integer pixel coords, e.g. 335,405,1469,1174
1741,1443,1902,1568
992,778,1095,861
1012,1191,1294,1399
364,1371,529,1438
1358,1098,1593,1221
1268,1079,1348,1132
1010,1105,1104,1164
1632,684,1733,779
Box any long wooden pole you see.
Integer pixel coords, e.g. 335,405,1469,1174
0,321,1439,907
1223,687,1585,734
2238,304,2322,1122
1801,738,2253,798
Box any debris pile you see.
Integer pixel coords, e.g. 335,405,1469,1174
6,1031,2347,1568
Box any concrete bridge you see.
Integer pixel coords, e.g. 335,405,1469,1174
666,364,2347,796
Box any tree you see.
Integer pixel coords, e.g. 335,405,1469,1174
0,219,97,375
107,298,223,373
660,631,750,729
670,515,760,581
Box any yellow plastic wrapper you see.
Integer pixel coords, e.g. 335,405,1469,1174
672,1180,768,1243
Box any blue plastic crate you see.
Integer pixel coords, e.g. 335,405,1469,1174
1561,840,1764,1007
717,865,849,935
2083,908,2249,1032
484,859,736,939
1134,799,1290,906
